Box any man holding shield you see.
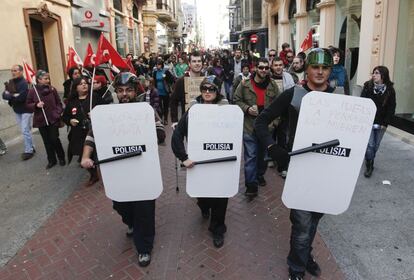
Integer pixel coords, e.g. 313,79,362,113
81,72,164,267
255,49,335,280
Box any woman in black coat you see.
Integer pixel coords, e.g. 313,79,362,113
171,76,229,248
360,66,396,178
62,77,98,185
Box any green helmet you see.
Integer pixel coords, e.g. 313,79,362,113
306,48,333,67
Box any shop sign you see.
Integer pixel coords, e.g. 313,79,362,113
79,7,100,27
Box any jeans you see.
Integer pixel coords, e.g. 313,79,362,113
243,132,267,185
287,209,324,273
113,200,155,254
224,81,232,103
365,127,386,161
15,113,34,153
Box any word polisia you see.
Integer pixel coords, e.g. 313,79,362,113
312,144,351,157
203,143,233,151
112,145,146,155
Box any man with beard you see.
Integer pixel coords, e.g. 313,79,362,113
81,72,164,267
255,48,335,280
234,58,280,197
290,56,306,84
170,50,203,127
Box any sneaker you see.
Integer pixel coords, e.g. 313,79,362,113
280,170,287,179
306,257,321,277
213,234,224,248
288,270,304,280
138,253,151,267
21,152,34,161
126,226,133,237
258,176,266,186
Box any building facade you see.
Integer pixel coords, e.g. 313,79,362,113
266,0,414,132
142,0,182,54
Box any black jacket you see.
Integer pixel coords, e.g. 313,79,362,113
360,81,396,126
2,77,30,113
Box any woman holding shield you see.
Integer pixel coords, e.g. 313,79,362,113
171,76,230,248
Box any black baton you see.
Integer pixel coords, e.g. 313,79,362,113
288,139,340,156
180,156,237,167
95,150,142,165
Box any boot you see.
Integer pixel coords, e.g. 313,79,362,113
364,160,374,178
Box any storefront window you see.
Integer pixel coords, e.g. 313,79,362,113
394,0,414,119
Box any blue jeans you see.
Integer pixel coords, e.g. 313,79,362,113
224,81,232,102
287,209,324,273
15,113,34,153
243,132,267,186
365,127,386,161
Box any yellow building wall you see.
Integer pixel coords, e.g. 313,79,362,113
0,0,74,92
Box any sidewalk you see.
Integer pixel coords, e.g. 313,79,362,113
0,129,344,280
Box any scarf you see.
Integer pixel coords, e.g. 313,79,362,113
373,83,386,95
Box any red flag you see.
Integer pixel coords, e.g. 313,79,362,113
125,58,136,74
95,34,129,70
66,46,83,73
299,29,313,53
23,61,36,84
83,43,96,69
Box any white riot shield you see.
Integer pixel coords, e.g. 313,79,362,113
282,91,376,214
186,104,243,197
91,103,163,202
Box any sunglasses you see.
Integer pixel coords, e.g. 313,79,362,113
201,85,218,93
269,54,276,57
257,66,270,70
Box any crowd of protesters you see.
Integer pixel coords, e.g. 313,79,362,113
1,43,396,279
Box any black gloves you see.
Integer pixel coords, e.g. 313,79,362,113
268,144,290,171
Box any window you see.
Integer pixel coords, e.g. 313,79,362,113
133,4,139,19
113,0,122,12
252,0,262,25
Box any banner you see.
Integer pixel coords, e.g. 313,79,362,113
299,29,313,53
83,43,96,68
23,61,36,84
95,34,129,70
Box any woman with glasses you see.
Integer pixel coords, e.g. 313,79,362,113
361,66,396,178
171,76,230,248
62,77,99,185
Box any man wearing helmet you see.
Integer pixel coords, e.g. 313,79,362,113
254,49,335,280
81,72,164,267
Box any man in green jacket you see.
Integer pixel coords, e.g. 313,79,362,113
234,57,280,197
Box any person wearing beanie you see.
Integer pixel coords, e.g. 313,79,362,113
255,48,336,280
171,76,230,248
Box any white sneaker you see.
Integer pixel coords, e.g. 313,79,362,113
138,253,151,267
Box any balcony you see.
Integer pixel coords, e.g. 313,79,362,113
156,2,172,22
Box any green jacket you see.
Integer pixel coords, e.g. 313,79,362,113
234,77,280,134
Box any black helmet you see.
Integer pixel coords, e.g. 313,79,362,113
114,72,139,89
306,48,333,67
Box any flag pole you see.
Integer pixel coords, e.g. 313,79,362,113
32,83,49,126
90,67,96,112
